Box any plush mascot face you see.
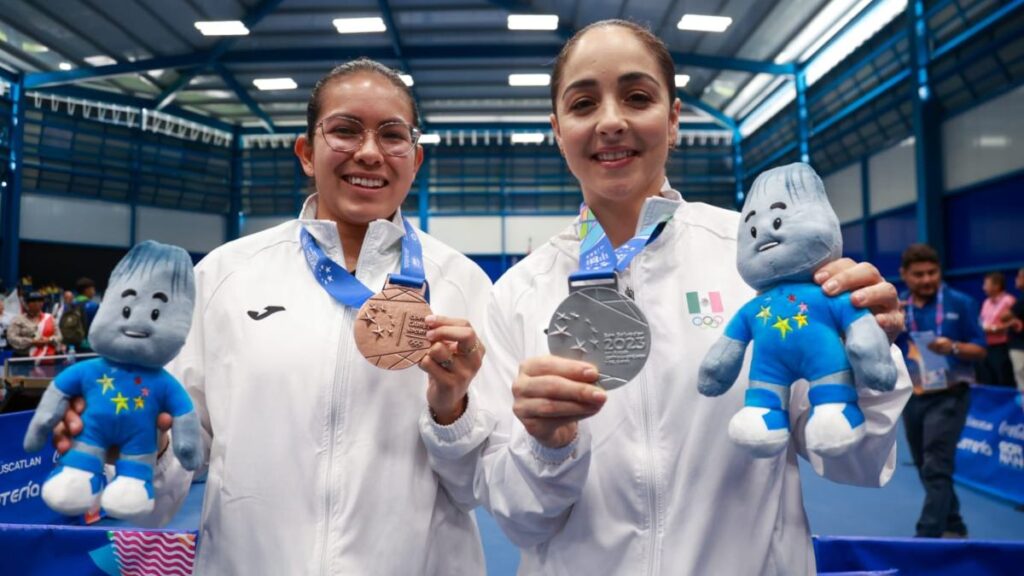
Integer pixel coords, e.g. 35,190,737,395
89,241,195,368
736,162,842,292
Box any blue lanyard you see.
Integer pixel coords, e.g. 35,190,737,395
907,285,944,337
300,218,425,309
572,202,674,282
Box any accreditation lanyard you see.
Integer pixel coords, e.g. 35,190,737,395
300,218,426,308
907,285,944,337
571,201,675,282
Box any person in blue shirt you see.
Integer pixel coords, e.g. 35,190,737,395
896,243,986,538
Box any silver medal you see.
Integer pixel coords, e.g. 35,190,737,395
546,281,651,390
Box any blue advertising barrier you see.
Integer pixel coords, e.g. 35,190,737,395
955,384,1024,505
814,535,1024,576
0,523,197,575
0,410,65,524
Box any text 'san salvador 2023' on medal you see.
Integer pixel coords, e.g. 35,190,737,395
354,282,433,370
547,277,651,390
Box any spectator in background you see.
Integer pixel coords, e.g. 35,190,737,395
897,243,986,538
1004,268,1024,392
53,290,74,323
6,291,60,359
977,271,1016,386
73,277,100,351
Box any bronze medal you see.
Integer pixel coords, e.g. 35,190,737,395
354,282,433,370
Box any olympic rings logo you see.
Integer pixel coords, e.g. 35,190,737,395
691,314,724,328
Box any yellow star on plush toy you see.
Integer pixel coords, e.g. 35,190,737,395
98,374,115,395
111,392,129,415
756,305,772,324
134,396,145,410
772,315,792,339
793,312,809,329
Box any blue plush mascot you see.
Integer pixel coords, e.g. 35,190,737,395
698,163,898,458
23,241,203,518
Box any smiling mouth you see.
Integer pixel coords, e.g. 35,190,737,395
122,329,150,339
343,175,388,189
757,241,780,253
592,150,637,162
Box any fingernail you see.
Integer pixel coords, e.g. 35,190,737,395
815,271,829,283
852,292,864,304
824,280,838,294
425,315,437,323
426,330,436,340
583,367,598,379
592,389,606,402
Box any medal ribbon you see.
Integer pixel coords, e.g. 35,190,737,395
573,200,675,281
906,284,944,337
300,218,425,309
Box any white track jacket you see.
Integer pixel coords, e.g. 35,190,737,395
147,196,499,575
465,185,912,576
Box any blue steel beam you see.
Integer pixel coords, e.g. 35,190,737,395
154,0,287,110
377,0,427,126
908,0,944,255
733,128,745,208
1,80,24,291
794,71,809,163
0,67,17,83
24,54,207,88
678,91,736,130
213,63,275,133
930,0,1024,60
809,69,910,137
229,126,243,240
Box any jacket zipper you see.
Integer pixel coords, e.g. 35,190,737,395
625,261,661,575
319,307,354,575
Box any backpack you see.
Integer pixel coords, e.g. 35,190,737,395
59,304,86,346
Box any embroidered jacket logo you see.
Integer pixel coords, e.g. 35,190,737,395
687,291,724,329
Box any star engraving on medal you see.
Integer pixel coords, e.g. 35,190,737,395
556,312,570,321
571,338,589,354
373,325,387,339
549,323,571,337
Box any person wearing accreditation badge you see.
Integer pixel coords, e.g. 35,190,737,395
896,243,986,539
51,59,499,575
470,20,912,575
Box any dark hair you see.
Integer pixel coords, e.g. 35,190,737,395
550,19,677,114
75,277,94,293
305,58,420,142
985,271,1005,290
900,243,940,269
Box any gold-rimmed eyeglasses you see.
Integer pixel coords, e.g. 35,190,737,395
317,115,420,157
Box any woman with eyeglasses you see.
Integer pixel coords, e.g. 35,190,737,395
53,58,498,574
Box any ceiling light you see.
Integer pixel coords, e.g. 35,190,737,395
507,14,559,30
419,134,441,144
511,133,546,144
22,42,49,53
58,62,73,71
333,17,386,34
508,73,550,87
253,77,297,91
677,14,733,33
803,0,906,85
675,74,691,88
203,90,234,99
976,135,1010,148
399,74,414,87
194,20,250,36
84,55,117,66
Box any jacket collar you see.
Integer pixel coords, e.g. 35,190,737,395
297,194,407,276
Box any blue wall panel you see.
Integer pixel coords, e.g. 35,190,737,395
872,206,917,277
944,171,1024,270
841,222,865,263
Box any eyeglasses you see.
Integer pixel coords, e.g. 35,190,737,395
317,115,420,157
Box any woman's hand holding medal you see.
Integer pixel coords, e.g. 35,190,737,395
512,356,607,449
420,314,486,425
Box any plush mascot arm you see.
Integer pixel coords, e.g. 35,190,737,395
170,411,203,471
23,385,72,453
698,336,749,397
844,315,898,392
